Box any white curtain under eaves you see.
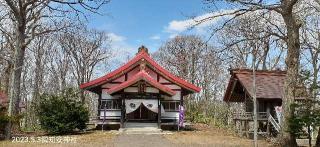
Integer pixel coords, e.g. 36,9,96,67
125,99,164,114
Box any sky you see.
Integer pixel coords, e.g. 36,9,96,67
85,0,232,76
86,0,227,55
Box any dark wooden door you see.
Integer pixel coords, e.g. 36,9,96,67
132,104,148,119
127,104,157,121
133,105,140,119
140,104,148,119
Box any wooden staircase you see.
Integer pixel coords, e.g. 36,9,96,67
268,115,280,133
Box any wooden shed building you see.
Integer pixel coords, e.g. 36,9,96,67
223,69,286,137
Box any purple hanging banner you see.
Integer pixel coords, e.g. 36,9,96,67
179,105,185,127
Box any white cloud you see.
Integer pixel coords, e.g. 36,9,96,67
169,33,178,39
165,9,234,34
108,32,126,42
166,20,191,32
105,32,137,70
150,35,161,40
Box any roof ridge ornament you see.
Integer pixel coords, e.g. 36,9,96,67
140,58,146,71
137,45,149,55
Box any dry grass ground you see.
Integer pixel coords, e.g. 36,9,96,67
0,124,281,147
0,130,116,147
165,124,274,147
1,124,316,147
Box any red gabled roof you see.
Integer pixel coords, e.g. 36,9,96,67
107,70,176,96
79,51,146,89
80,47,201,93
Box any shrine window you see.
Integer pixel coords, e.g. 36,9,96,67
162,101,180,111
101,99,121,110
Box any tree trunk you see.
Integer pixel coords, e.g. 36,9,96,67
5,25,27,140
27,46,43,130
279,10,300,147
80,89,85,103
80,75,86,103
262,38,270,70
307,126,311,147
316,127,320,147
4,62,13,94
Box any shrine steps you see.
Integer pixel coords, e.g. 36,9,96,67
119,123,163,134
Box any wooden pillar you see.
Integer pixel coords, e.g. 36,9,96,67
158,97,161,129
255,99,259,133
239,121,243,137
120,97,125,128
97,89,103,130
102,104,106,131
266,102,271,117
266,102,271,135
245,120,249,138
234,119,237,133
256,99,259,115
180,91,184,106
97,90,102,119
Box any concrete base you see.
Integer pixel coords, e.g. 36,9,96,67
125,122,158,128
119,123,163,134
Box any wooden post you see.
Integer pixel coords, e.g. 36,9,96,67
98,90,102,120
234,120,237,133
239,121,243,137
180,91,184,106
256,99,260,119
158,97,161,129
120,98,125,128
266,103,271,135
245,120,249,138
102,103,106,131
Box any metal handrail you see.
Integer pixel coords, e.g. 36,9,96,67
268,115,280,132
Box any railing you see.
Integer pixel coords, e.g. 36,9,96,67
268,115,280,132
233,112,268,120
87,116,121,125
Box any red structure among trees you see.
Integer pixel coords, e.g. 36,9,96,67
81,46,200,128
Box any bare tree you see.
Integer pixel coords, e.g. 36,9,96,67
300,4,320,145
310,1,320,145
24,33,53,130
47,39,71,92
199,0,307,145
218,13,285,70
155,35,204,83
58,26,111,103
154,35,226,123
0,32,14,94
1,0,110,140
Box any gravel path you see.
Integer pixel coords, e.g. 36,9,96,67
112,133,220,147
113,134,174,147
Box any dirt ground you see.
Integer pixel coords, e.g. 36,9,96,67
0,124,276,147
113,134,173,147
165,124,273,147
0,131,115,147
